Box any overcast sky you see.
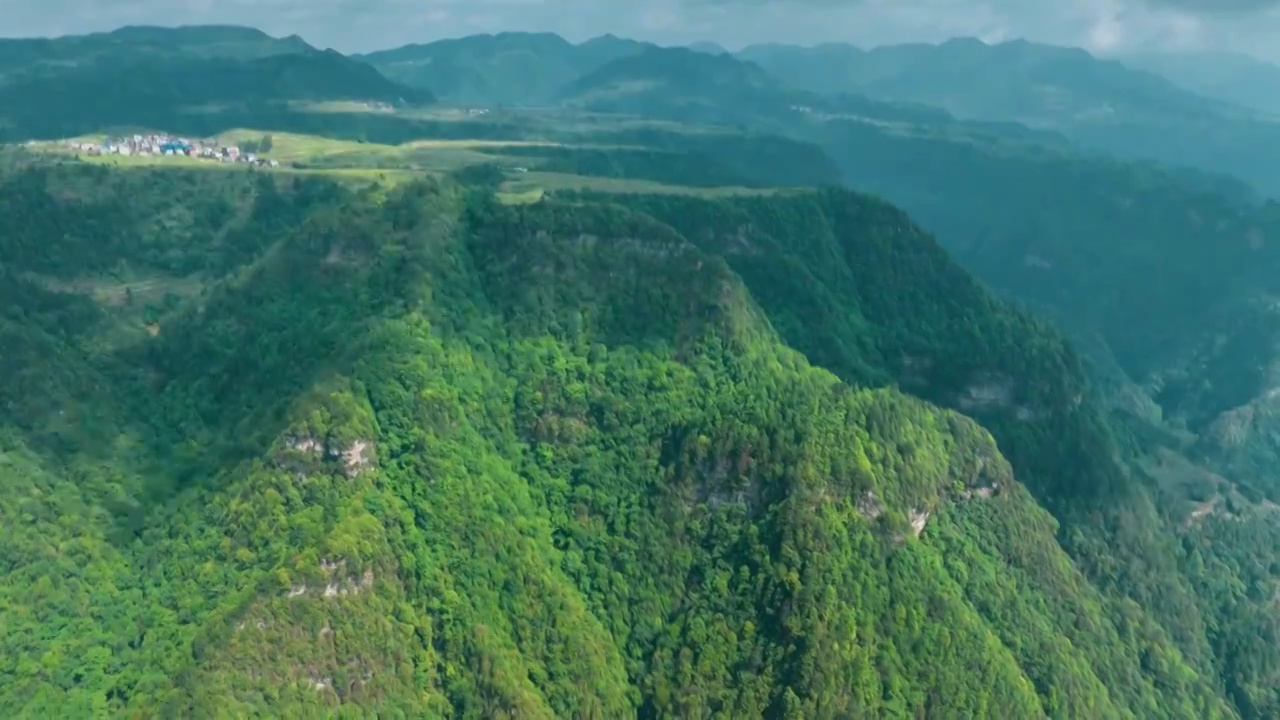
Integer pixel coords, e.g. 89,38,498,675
3,0,1280,61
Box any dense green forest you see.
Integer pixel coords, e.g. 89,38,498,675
2,156,1274,718
558,42,1280,516
799,116,1280,497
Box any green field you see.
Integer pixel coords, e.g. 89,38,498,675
23,124,799,198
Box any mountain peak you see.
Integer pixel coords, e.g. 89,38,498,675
940,35,989,48
687,40,730,56
104,24,274,42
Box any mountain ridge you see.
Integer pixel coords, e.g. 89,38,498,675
359,31,652,106
0,163,1237,716
0,23,314,74
1120,49,1280,117
736,36,1280,196
0,29,432,141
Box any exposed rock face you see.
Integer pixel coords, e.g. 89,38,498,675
287,437,324,454
909,509,930,537
340,440,374,477
284,558,375,600
953,374,1047,421
278,434,376,479
958,377,1014,411
959,454,1002,501
857,491,886,521
960,486,997,501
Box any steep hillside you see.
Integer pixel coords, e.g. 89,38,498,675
802,115,1280,484
570,44,1280,510
739,38,1280,196
231,33,1280,523
0,161,1240,717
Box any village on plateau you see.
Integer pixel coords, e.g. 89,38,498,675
61,133,281,167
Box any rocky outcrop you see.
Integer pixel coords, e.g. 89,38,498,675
285,558,375,600
277,434,376,479
909,509,930,537
856,491,886,521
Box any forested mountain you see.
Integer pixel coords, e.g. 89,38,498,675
0,24,312,78
0,26,429,142
737,38,1280,196
798,105,1280,502
554,45,990,143
0,158,1251,717
4,22,1280,720
558,47,807,128
359,32,649,105
738,38,1226,123
550,43,1280,510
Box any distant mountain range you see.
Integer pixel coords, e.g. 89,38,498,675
685,41,730,56
11,23,1272,200
15,25,1275,198
557,45,797,127
735,37,1280,196
357,32,649,106
0,25,429,140
1120,49,1280,117
357,30,1280,195
0,25,312,77
738,37,1238,122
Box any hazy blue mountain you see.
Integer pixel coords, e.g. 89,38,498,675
0,24,312,79
0,26,430,140
557,44,983,135
739,38,1226,122
1121,50,1280,117
359,32,650,105
739,38,1280,196
687,40,731,56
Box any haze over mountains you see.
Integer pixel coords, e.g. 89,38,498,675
731,37,1280,196
3,21,1280,719
357,28,1280,194
1120,49,1280,117
0,26,428,141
